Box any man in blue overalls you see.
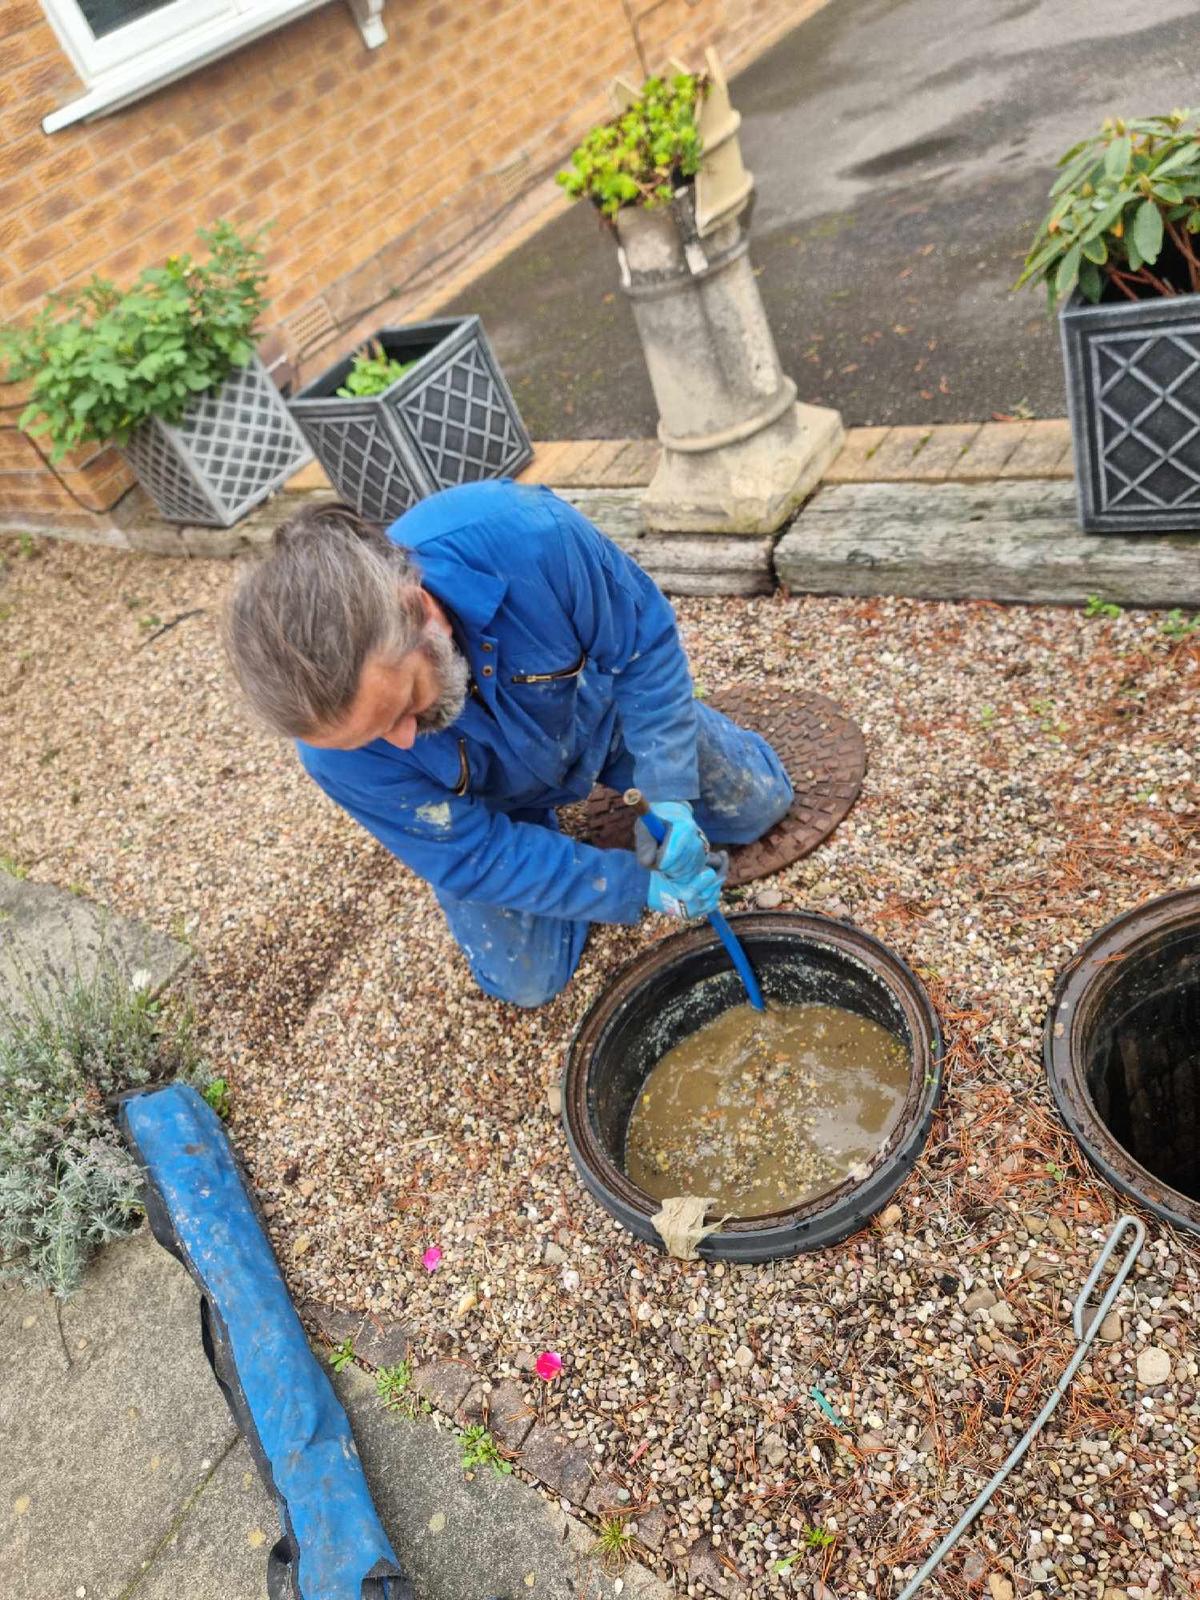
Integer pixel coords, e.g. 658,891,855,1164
225,480,792,1007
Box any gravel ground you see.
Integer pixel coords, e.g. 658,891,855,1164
2,529,1200,1599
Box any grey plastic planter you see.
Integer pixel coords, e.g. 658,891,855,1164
287,316,533,525
121,354,311,527
1062,288,1200,532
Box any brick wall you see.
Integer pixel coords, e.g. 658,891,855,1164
1,0,819,526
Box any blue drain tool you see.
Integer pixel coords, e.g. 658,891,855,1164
626,788,766,1012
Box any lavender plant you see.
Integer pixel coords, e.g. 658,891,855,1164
0,944,212,1296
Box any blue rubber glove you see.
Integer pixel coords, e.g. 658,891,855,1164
648,863,724,920
634,801,709,881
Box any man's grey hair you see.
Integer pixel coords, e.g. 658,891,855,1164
223,501,427,738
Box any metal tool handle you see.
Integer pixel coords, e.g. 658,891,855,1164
895,1214,1147,1599
625,788,766,1012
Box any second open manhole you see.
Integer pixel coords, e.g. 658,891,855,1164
1045,887,1200,1235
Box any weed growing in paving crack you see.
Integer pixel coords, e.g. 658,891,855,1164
375,1360,425,1417
326,1337,356,1373
457,1425,512,1477
591,1516,634,1571
0,941,214,1295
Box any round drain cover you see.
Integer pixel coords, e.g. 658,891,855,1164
564,686,866,887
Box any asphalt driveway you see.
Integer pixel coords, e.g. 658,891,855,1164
449,0,1200,434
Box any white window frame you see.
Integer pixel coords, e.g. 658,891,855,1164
41,0,386,133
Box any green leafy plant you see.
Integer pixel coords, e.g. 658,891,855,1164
327,1337,356,1372
1017,111,1200,310
457,1424,512,1476
774,1528,836,1573
1084,594,1122,619
557,73,706,216
1029,696,1067,737
0,948,213,1296
0,221,268,460
375,1359,415,1411
1160,607,1200,637
201,1077,231,1119
335,340,415,399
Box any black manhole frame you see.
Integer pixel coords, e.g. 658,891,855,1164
562,911,944,1263
1045,886,1200,1236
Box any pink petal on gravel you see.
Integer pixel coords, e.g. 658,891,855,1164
422,1246,443,1272
535,1349,563,1381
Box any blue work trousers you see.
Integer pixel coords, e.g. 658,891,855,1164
437,703,793,1008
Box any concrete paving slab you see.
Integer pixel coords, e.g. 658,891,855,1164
1004,418,1075,475
333,1362,675,1600
775,478,1200,607
951,420,1033,480
903,423,984,479
858,425,941,478
127,1438,277,1600
0,873,189,1018
1,1225,676,1600
0,1227,243,1600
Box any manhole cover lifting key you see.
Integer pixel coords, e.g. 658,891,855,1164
895,1213,1147,1599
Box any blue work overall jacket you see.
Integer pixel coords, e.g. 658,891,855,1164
297,480,698,925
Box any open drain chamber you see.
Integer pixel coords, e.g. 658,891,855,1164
1046,886,1200,1235
562,912,943,1263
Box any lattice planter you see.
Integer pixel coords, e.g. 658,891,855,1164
121,354,311,527
1062,290,1200,533
287,316,532,525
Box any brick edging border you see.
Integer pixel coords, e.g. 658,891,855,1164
286,421,1074,494
0,420,1077,555
298,1296,737,1596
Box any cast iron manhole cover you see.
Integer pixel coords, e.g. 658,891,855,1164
563,686,866,887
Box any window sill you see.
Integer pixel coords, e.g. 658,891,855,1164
43,0,385,133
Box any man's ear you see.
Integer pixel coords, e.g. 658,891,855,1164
419,587,452,635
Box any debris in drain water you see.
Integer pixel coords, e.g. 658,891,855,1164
624,1002,910,1214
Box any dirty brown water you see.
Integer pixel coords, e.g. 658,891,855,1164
624,1003,911,1215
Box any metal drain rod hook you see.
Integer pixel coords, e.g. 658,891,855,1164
895,1213,1147,1600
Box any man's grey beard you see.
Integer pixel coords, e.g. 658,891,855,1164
414,625,470,733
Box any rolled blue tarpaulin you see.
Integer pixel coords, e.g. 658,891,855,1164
120,1082,410,1600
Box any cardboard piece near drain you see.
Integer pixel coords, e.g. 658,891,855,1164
651,1195,725,1260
